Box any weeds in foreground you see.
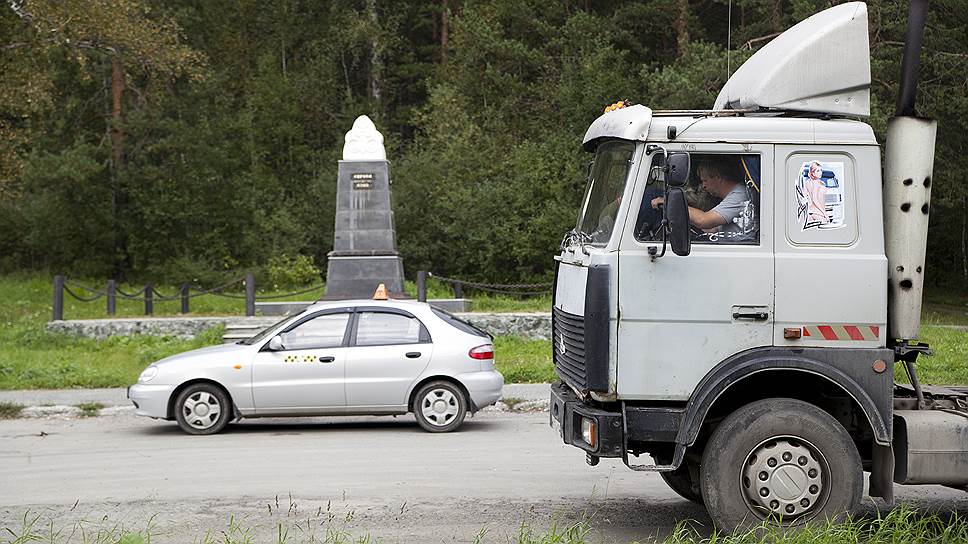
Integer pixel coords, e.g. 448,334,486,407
666,504,968,544
76,402,104,417
0,401,24,419
4,501,968,543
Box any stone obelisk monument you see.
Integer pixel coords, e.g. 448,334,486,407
324,115,406,299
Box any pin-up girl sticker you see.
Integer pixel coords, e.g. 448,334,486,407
796,160,845,230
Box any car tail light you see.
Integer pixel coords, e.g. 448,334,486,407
469,344,494,360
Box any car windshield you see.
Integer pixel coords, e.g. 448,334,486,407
238,316,293,345
576,140,636,244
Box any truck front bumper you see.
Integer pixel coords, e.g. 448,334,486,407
550,381,624,457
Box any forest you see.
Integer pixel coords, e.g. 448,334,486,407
1,0,966,287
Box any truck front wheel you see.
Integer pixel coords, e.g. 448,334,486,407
700,398,863,532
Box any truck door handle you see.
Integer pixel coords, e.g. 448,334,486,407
318,356,336,363
732,311,769,321
406,352,421,359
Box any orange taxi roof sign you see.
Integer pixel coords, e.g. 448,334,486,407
372,283,389,300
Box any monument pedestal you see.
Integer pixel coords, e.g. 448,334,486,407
324,116,407,300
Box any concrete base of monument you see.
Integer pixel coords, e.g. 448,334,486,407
324,254,405,299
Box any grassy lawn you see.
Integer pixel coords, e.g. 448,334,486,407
3,274,968,389
0,274,553,389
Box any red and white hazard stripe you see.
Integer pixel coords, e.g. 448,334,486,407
802,325,880,341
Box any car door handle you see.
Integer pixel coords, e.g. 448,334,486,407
406,352,421,359
732,311,769,321
318,356,336,363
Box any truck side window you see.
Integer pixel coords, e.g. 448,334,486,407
634,153,760,245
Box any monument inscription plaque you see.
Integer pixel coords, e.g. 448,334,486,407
324,115,406,299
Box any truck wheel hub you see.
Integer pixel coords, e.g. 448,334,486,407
742,437,826,518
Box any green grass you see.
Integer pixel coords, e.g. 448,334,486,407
494,336,555,383
0,401,24,419
2,504,967,543
76,402,105,417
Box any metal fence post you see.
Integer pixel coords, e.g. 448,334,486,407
144,283,153,315
52,275,64,321
106,280,117,316
416,271,427,302
245,272,256,317
453,281,464,299
180,283,190,314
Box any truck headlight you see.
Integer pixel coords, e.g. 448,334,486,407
581,417,598,449
139,366,158,383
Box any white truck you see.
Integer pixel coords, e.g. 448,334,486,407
549,1,968,531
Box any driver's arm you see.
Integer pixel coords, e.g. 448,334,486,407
686,207,727,229
651,196,726,230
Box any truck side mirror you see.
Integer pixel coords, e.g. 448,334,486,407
666,153,691,187
666,187,691,257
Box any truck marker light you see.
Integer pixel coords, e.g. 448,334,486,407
233,364,242,370
872,359,887,374
581,417,598,449
784,328,802,339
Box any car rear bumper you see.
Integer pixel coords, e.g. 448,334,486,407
127,383,175,419
457,370,504,411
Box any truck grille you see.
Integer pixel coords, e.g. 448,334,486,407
553,307,588,391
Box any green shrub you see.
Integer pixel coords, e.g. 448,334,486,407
263,254,322,290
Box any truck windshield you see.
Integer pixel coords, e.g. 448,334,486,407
577,140,636,244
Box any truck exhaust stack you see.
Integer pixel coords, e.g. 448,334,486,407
883,0,937,342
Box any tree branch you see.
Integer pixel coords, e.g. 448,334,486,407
741,32,781,50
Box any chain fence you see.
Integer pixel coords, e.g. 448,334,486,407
53,274,325,321
415,271,552,301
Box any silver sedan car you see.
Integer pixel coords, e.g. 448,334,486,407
128,300,504,435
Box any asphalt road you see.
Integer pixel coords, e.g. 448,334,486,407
2,412,966,543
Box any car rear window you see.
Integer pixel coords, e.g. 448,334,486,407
431,307,491,338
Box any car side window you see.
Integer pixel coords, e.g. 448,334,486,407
356,312,423,346
280,313,350,350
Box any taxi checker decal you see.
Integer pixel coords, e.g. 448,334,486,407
802,325,879,341
284,355,318,363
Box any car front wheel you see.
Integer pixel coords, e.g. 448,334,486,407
413,381,467,433
174,383,232,435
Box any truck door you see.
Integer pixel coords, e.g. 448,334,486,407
616,145,775,400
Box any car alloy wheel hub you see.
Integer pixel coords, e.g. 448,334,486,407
742,436,827,519
421,388,459,426
182,391,221,429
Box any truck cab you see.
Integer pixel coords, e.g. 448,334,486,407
550,2,968,532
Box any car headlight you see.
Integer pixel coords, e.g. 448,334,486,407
139,366,159,383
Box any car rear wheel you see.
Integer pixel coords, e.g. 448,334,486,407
174,383,232,435
413,381,467,433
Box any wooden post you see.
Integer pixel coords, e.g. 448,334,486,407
245,272,256,317
144,283,153,315
416,271,427,302
106,280,117,316
52,275,65,321
180,283,190,314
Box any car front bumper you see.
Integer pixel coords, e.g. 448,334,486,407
127,383,176,419
457,370,504,411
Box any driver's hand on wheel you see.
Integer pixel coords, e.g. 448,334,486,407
651,196,665,210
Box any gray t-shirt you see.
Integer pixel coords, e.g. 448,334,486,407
711,184,755,241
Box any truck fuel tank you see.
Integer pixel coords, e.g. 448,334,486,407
894,409,968,486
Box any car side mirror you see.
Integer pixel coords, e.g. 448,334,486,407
666,187,692,257
268,335,284,351
666,153,691,187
